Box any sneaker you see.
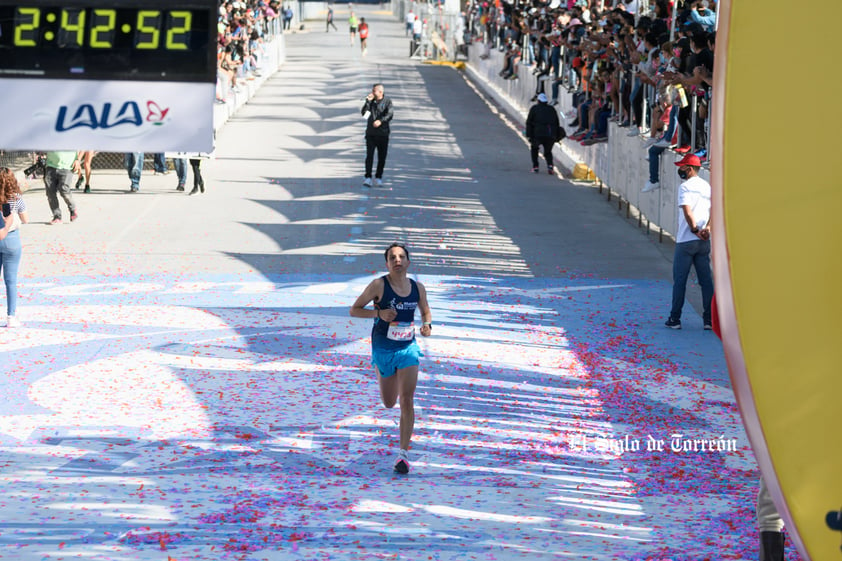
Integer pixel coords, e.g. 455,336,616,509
75,176,84,190
130,186,139,192
582,135,607,146
655,137,672,148
176,184,185,191
374,178,383,188
5,316,21,328
532,166,540,173
362,177,372,188
50,217,61,225
674,145,692,154
154,170,170,176
626,126,640,137
703,320,713,331
642,181,660,193
84,185,91,194
70,211,78,222
665,317,682,329
644,137,660,148
547,165,554,175
393,450,410,474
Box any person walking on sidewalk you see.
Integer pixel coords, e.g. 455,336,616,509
361,83,393,188
187,158,205,195
172,156,205,195
152,153,169,176
349,243,433,474
405,8,415,37
525,93,562,175
73,150,96,193
124,152,144,193
664,153,714,330
44,151,80,223
326,5,338,31
0,167,28,327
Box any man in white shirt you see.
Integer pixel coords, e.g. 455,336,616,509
665,154,714,330
405,9,415,36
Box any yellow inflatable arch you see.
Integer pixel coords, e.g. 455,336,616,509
711,1,842,559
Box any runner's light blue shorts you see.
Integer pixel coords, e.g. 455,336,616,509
372,341,422,378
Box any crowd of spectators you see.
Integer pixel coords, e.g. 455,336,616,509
216,0,285,102
468,0,715,187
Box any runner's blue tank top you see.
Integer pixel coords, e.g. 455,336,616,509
371,275,419,350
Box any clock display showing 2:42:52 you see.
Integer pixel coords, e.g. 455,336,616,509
0,1,215,81
11,6,195,50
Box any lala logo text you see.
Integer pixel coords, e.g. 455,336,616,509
55,100,170,132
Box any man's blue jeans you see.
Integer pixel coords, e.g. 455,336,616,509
153,153,167,173
173,158,188,187
648,144,667,183
670,239,714,322
124,153,144,189
550,45,561,78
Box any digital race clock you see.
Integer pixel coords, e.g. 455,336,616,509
0,0,215,80
0,0,217,151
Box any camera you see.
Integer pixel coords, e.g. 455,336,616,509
23,154,46,178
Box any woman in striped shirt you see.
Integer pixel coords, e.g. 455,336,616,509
0,167,28,327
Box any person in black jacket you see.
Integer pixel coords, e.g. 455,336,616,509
361,84,394,187
525,92,561,175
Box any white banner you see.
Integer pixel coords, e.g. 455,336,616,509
0,78,214,152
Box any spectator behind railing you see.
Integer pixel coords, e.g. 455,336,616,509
467,0,715,167
216,0,280,103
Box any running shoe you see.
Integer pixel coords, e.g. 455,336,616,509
393,450,410,474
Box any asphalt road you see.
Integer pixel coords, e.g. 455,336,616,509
0,5,770,561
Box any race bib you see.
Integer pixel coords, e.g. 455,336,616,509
387,322,415,341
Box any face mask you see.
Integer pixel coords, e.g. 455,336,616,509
678,169,689,180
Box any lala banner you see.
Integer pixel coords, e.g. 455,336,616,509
0,78,215,152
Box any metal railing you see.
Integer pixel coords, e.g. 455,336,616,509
396,0,465,62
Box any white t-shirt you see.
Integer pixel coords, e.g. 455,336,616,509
676,175,711,244
406,11,414,25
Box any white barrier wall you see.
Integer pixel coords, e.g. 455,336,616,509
466,42,711,240
297,1,328,24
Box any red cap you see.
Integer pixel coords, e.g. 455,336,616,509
675,154,702,167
